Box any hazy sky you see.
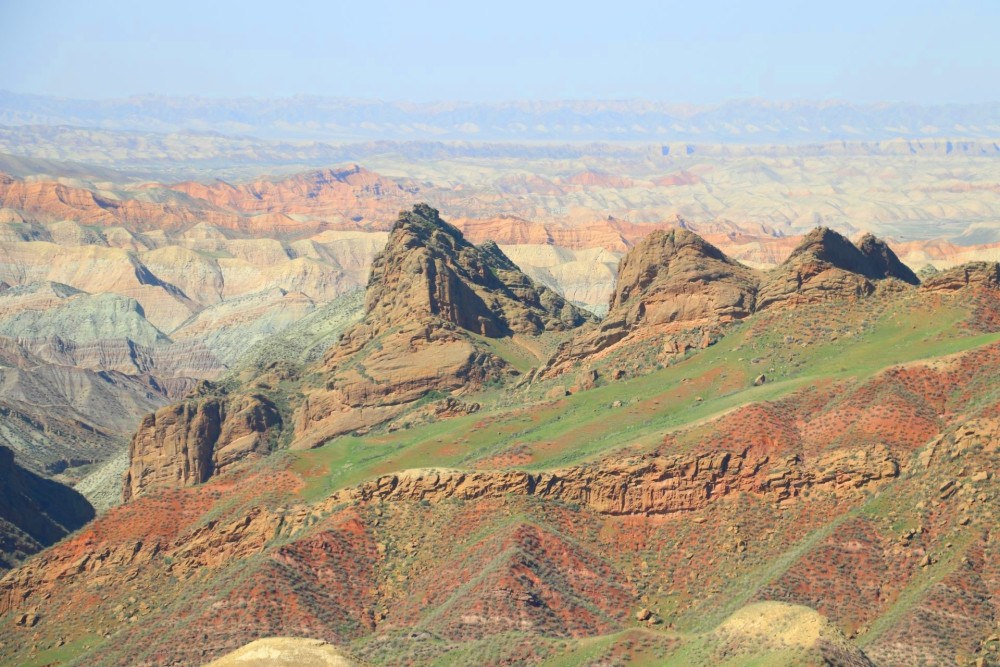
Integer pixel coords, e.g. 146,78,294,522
2,0,997,103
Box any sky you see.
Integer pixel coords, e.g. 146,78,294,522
1,0,998,104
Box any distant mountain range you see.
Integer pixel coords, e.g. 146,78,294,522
2,91,999,142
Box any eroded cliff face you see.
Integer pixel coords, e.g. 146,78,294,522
123,205,594,492
332,443,900,514
540,227,920,379
123,390,281,501
340,203,591,349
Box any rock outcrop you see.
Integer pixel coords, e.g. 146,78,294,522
856,233,921,285
920,261,1000,292
0,445,94,569
293,205,592,448
540,226,920,378
332,443,899,514
757,227,918,310
540,228,758,376
124,388,281,501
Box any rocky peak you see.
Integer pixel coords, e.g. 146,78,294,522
352,204,592,343
122,206,595,494
757,227,917,310
778,227,915,282
609,228,754,318
539,227,758,377
297,204,594,445
785,227,871,271
856,233,920,285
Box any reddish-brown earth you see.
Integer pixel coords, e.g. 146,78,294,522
2,328,998,664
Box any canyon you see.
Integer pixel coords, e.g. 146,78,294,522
0,125,999,666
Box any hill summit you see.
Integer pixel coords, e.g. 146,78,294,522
340,203,590,351
543,225,921,378
299,204,593,447
540,228,757,376
757,226,919,309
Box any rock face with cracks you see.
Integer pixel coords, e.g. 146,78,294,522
540,228,758,376
541,226,918,377
920,261,1000,292
123,387,282,501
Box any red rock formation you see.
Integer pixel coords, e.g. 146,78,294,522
171,165,420,225
0,172,240,231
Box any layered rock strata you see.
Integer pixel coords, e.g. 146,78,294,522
333,443,899,514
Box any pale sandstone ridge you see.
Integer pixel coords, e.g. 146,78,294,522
203,637,359,667
123,387,281,501
756,227,919,310
710,602,875,666
332,443,899,514
293,204,592,448
540,228,757,376
498,244,621,312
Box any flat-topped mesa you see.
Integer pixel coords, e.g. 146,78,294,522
338,203,591,354
756,227,918,311
539,228,758,377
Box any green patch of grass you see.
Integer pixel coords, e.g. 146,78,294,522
293,298,1000,502
19,633,102,667
538,628,683,667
